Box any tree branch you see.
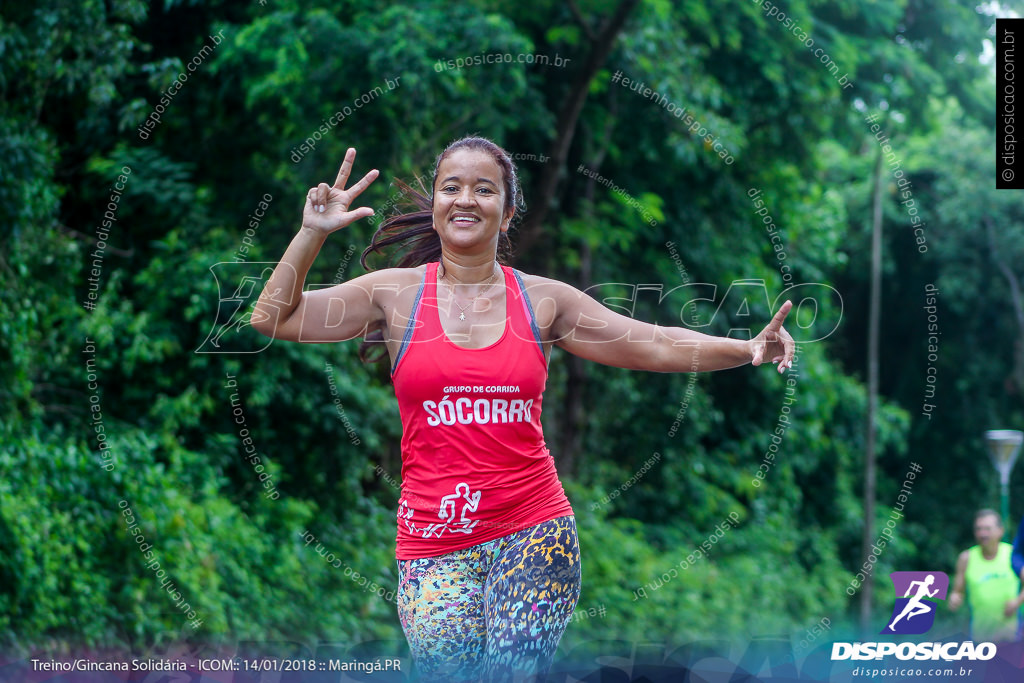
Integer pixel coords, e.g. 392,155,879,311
567,0,597,42
515,0,642,263
58,224,135,258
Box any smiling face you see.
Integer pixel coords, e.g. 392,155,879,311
431,148,515,254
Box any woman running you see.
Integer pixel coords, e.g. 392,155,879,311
251,137,795,681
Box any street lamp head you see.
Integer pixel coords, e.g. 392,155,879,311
985,429,1024,486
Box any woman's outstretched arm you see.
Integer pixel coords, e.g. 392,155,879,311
528,276,795,373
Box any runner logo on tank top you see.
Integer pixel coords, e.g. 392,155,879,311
399,482,482,538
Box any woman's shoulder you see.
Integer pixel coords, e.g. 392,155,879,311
509,269,580,297
390,263,430,279
336,265,429,309
356,263,429,286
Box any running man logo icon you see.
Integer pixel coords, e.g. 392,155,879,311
881,571,950,635
196,263,278,354
399,483,482,539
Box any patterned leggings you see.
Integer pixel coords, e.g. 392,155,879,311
396,515,581,682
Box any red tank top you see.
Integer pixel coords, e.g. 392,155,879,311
390,262,573,559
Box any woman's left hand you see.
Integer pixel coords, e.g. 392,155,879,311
750,300,796,373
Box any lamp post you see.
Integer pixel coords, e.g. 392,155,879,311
985,430,1024,537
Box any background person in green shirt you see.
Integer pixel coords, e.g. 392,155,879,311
949,509,1024,641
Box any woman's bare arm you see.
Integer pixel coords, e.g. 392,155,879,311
526,277,794,373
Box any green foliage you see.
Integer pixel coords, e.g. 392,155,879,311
0,424,405,649
0,0,1006,658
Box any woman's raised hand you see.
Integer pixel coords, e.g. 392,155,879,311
302,147,379,235
750,300,796,373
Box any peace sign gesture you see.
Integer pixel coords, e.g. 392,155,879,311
302,147,379,235
750,300,796,373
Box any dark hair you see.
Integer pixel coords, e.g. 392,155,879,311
974,508,1002,526
358,136,526,363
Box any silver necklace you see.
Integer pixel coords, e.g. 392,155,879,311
439,263,500,321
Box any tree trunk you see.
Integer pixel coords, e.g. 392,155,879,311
514,0,641,263
556,93,617,475
860,149,883,634
985,215,1024,394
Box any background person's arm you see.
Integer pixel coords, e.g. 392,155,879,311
949,550,969,612
1011,517,1024,579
